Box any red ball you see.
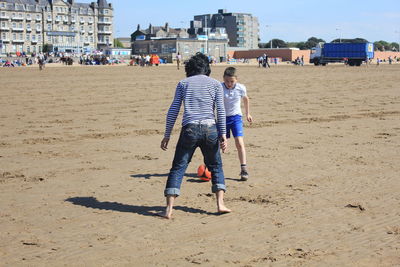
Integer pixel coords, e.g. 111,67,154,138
197,164,211,181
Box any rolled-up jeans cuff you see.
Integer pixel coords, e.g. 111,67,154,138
164,188,180,197
212,184,226,193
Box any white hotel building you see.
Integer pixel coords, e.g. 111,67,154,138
0,0,113,55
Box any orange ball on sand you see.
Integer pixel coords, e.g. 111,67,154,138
197,164,211,181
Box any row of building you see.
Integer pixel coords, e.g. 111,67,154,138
125,9,259,62
0,0,113,54
0,1,260,62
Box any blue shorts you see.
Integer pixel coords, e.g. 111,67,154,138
226,115,244,139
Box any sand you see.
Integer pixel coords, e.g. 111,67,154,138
0,63,399,266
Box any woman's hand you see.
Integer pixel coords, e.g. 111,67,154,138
219,135,228,153
161,138,170,151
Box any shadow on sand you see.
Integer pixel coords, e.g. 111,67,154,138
65,196,215,217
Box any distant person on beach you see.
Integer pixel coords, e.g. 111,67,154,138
263,53,270,68
160,53,231,219
222,67,253,181
176,52,182,70
258,56,263,67
37,55,45,70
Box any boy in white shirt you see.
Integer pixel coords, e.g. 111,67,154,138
222,67,253,181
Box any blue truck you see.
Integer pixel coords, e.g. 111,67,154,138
310,42,374,66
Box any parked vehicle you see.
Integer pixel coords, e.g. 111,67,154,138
310,42,374,66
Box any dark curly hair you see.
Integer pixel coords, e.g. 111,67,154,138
185,53,211,77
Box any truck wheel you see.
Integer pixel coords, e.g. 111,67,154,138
322,63,327,66
314,60,319,66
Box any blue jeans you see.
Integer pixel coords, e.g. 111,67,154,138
164,123,226,197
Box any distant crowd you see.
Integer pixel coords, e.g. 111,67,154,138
129,54,163,67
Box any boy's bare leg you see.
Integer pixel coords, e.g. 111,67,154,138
234,137,246,165
160,195,175,219
216,190,231,213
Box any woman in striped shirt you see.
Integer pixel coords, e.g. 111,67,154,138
160,53,231,219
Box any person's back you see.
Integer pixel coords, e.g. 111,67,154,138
177,75,222,125
160,53,230,219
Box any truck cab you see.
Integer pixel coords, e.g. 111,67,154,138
310,43,326,65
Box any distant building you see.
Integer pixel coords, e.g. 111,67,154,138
0,0,114,55
131,23,189,41
131,22,228,62
189,9,259,49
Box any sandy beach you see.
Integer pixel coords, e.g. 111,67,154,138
1,63,399,266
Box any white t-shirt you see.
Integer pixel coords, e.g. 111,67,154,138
222,82,247,116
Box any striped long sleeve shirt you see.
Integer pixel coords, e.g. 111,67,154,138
164,75,226,139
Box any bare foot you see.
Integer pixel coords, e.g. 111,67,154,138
157,207,173,219
157,211,172,219
157,195,175,219
217,205,232,214
215,190,231,214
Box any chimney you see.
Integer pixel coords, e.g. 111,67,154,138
165,22,169,32
137,24,140,31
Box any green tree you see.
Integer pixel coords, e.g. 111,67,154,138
374,40,391,51
42,43,52,53
272,39,287,48
295,42,308,50
113,39,124,48
304,37,325,49
390,42,399,51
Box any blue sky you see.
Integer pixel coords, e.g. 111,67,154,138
83,0,400,43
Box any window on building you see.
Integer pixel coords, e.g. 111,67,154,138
47,24,51,30
1,3,5,8
2,33,7,40
13,33,16,40
32,34,36,41
47,36,51,42
19,23,22,28
27,46,30,53
12,22,16,28
19,33,23,40
105,9,109,14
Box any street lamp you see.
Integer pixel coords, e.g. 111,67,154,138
266,25,272,48
395,30,400,52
